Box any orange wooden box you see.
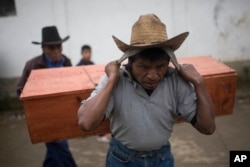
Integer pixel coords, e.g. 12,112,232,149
20,56,237,144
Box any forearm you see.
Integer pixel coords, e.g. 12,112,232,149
17,67,30,97
78,77,116,131
194,78,216,135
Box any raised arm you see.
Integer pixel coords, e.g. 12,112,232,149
78,60,120,131
179,64,216,135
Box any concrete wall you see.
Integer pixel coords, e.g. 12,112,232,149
1,0,250,111
1,0,250,78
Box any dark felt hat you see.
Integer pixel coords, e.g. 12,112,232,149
32,26,69,45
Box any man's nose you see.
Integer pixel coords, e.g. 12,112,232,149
53,48,62,56
147,70,159,80
54,46,61,52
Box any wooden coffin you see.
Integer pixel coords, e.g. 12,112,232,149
177,56,237,116
20,64,109,144
20,56,237,144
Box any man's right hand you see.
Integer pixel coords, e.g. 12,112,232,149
105,60,121,84
78,60,121,131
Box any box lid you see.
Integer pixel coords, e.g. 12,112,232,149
21,56,236,100
20,64,105,100
178,56,236,76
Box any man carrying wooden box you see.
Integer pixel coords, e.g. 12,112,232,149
78,14,216,167
17,26,77,167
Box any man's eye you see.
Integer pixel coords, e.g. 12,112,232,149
139,65,148,69
157,65,164,69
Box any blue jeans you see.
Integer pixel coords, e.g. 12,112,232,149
106,137,174,167
43,140,77,167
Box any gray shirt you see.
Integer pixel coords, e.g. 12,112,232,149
84,67,197,151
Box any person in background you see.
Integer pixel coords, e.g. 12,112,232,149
76,44,111,143
17,26,77,167
76,45,94,65
77,14,215,167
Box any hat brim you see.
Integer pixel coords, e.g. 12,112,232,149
32,36,70,45
112,32,189,52
114,32,189,71
117,47,181,71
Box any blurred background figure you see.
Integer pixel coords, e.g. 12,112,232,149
76,45,94,65
17,26,77,167
76,44,110,143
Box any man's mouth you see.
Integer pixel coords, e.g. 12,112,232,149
145,82,158,88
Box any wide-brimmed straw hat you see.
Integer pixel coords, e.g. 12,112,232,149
113,14,189,70
32,26,69,45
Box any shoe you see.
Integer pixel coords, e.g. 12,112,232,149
97,135,110,143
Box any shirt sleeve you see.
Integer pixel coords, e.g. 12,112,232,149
80,74,114,119
177,77,197,123
16,61,32,96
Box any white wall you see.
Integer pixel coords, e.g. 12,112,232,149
0,0,71,78
1,0,250,77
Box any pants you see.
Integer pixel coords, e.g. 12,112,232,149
43,140,77,167
106,137,174,167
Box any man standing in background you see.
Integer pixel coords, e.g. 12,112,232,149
17,26,77,167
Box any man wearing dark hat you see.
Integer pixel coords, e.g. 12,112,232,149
78,14,215,167
17,26,77,167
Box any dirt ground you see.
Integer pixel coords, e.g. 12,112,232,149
0,93,250,167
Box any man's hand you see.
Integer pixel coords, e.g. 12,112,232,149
78,60,121,131
179,63,215,135
105,60,121,84
179,64,204,86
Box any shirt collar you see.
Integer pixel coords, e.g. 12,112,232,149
44,54,65,68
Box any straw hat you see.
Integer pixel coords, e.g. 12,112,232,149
32,26,69,45
113,14,189,70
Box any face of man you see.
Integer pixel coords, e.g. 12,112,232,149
43,44,62,62
131,57,169,90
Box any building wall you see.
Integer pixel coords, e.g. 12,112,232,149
0,0,250,111
0,0,250,78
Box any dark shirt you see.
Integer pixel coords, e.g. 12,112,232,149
44,54,65,68
17,54,72,96
76,59,94,66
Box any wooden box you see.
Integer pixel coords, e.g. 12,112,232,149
20,65,110,144
20,56,237,144
178,56,237,116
